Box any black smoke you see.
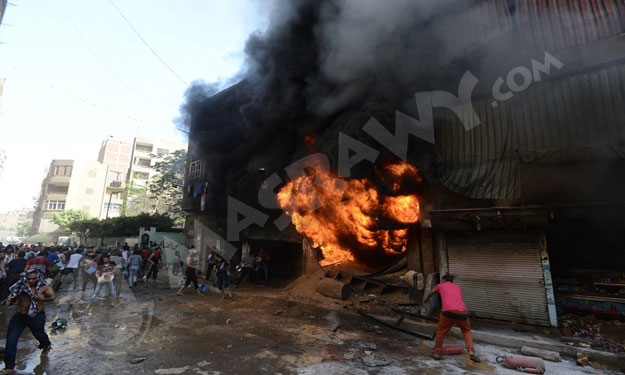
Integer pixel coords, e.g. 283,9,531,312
180,0,484,215
179,0,625,220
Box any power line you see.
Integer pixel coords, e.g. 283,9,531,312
108,0,189,87
12,68,175,130
61,1,154,102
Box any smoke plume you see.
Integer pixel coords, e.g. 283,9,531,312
179,0,625,218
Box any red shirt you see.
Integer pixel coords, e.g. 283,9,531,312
434,282,467,312
26,257,52,273
142,249,149,260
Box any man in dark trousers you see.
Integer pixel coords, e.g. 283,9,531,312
204,246,216,282
423,274,479,362
3,270,56,374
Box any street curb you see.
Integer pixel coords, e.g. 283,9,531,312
204,291,625,368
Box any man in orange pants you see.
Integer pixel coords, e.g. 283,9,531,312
423,274,479,362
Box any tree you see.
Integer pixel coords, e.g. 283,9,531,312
52,209,91,231
68,213,176,241
16,220,33,237
69,219,101,245
147,149,186,223
120,181,149,217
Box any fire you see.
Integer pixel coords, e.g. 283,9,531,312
385,162,418,177
384,195,420,224
277,161,420,266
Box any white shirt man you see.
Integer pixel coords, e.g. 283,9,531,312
67,252,83,269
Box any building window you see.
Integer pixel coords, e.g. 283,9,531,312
137,158,151,167
88,171,97,178
85,188,94,194
136,144,153,153
52,166,72,176
156,148,169,156
189,160,202,183
46,200,66,210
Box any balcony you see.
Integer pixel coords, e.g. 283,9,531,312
48,175,70,186
106,180,125,191
45,193,68,202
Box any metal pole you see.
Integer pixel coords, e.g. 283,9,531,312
106,191,114,219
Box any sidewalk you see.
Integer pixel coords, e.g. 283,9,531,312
240,284,625,369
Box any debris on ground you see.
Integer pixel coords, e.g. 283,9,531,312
321,346,344,361
130,357,146,364
415,339,431,355
590,361,603,370
520,345,561,362
326,311,341,332
316,278,351,300
362,353,390,367
560,314,625,354
575,352,589,366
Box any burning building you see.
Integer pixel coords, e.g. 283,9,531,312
183,0,625,326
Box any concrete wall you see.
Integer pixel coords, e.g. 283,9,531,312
138,227,188,266
65,160,108,219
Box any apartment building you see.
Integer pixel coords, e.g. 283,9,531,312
97,137,132,169
128,137,186,184
125,136,186,214
32,160,108,234
32,136,187,235
97,137,132,218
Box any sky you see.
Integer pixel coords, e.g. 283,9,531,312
0,0,271,212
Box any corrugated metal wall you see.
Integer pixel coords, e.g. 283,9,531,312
448,242,551,326
434,0,625,200
515,0,625,51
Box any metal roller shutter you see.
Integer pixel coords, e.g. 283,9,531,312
447,243,550,326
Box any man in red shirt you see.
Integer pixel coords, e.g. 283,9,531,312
424,274,479,362
24,251,52,277
140,247,149,279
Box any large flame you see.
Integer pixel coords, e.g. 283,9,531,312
277,161,420,266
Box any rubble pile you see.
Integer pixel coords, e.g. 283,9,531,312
560,315,625,354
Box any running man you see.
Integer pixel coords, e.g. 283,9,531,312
2,270,56,375
85,255,118,311
176,249,203,296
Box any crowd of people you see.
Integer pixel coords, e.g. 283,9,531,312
0,242,169,303
0,241,274,373
0,242,273,302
